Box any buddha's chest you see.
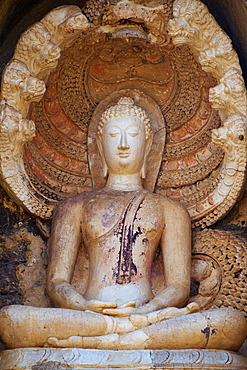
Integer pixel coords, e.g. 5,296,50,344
81,192,165,285
81,193,164,246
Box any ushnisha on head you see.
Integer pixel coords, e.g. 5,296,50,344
97,97,153,181
97,97,152,139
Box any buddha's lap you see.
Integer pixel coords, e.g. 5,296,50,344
0,304,246,350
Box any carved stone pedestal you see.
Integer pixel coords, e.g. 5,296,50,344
0,348,247,370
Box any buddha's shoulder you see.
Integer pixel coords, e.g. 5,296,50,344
146,191,189,214
55,190,100,209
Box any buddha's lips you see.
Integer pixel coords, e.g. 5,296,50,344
118,153,130,158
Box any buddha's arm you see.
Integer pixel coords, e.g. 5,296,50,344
140,199,191,313
47,197,87,309
47,197,117,312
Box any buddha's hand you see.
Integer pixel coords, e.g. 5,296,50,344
103,301,200,318
103,301,137,317
82,300,118,313
50,283,118,312
129,302,200,328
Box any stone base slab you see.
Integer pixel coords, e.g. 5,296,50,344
1,348,247,370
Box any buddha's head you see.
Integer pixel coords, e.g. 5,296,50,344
97,97,153,178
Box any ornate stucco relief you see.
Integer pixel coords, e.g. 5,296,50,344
167,0,247,227
0,6,90,218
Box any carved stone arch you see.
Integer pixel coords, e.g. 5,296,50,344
0,0,246,229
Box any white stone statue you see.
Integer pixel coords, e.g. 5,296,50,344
0,97,246,351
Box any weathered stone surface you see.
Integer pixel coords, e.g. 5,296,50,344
0,187,51,309
0,348,247,370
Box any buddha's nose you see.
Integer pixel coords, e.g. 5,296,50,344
118,133,130,150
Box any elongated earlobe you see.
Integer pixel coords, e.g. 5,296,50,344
140,163,146,179
102,159,108,178
141,133,153,179
96,134,108,178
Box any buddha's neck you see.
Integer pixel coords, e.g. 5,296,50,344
106,173,143,191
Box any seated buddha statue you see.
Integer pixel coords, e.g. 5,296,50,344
0,97,246,351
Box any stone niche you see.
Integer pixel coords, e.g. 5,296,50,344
0,0,247,369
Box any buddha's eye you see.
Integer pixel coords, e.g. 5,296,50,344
128,132,138,137
127,126,139,137
109,132,119,137
108,130,120,137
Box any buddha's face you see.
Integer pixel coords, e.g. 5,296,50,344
99,116,149,176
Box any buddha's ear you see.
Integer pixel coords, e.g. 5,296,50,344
141,132,153,179
96,134,108,178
